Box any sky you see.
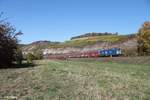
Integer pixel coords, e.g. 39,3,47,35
0,0,150,44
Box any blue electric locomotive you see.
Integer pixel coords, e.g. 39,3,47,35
99,48,122,57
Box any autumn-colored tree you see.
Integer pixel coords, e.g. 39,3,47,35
0,14,22,66
137,21,150,56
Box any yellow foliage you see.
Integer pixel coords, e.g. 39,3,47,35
137,21,150,55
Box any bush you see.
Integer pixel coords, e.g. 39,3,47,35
26,53,35,64
34,51,43,60
14,48,23,65
123,48,138,57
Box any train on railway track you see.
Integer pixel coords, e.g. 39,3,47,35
44,48,122,59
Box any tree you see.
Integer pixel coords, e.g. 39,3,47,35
137,21,150,56
0,14,22,66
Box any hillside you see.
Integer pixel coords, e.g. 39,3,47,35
21,41,60,54
21,34,137,54
62,35,129,47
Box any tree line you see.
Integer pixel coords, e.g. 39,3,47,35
71,32,118,40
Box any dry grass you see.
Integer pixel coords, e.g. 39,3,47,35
0,60,150,100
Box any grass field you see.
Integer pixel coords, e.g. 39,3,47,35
0,59,150,100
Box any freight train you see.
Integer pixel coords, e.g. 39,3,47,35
45,48,122,59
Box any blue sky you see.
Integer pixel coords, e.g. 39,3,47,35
0,0,150,44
